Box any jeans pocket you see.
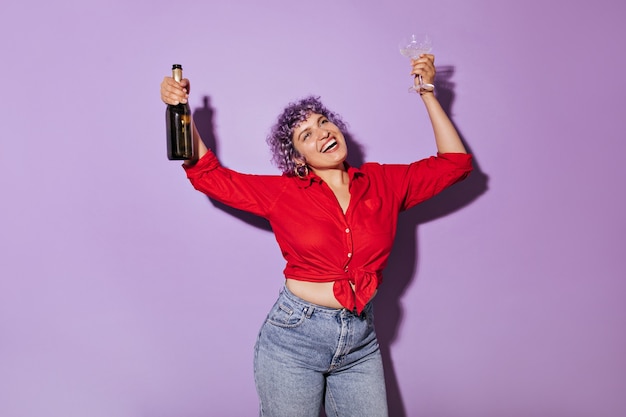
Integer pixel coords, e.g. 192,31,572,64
266,302,306,328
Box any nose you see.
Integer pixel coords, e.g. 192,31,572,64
316,128,330,141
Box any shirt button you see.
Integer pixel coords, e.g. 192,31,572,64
345,228,350,233
347,253,352,258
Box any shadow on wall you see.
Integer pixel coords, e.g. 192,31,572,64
374,65,489,417
193,96,273,231
191,66,489,415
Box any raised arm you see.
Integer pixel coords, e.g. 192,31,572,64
410,54,467,154
160,76,208,164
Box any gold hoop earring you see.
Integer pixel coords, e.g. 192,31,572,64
294,163,309,179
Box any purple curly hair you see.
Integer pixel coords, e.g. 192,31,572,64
266,96,348,175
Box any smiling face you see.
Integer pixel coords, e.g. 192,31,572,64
292,113,348,173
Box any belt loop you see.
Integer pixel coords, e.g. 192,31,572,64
304,306,314,318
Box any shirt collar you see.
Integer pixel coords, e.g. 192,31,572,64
293,162,364,189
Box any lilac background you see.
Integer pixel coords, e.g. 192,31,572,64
1,1,625,416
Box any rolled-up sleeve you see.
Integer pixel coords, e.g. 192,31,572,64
381,153,473,211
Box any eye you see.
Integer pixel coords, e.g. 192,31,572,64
302,132,311,141
320,118,329,125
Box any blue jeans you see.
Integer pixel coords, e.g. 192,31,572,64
254,286,388,417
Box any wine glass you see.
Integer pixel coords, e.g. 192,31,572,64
399,34,435,93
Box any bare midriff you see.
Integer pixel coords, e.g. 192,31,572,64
285,279,376,310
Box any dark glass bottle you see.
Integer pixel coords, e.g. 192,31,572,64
166,64,194,160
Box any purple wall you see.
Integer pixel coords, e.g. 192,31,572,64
1,1,625,416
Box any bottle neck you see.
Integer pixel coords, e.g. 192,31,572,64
172,67,183,82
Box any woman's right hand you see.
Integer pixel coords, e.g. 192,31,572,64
161,75,209,164
160,76,190,105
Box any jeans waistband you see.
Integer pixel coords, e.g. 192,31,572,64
279,285,372,319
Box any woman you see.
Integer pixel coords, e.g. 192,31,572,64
160,54,472,417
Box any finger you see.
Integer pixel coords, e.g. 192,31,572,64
180,78,190,93
411,55,434,67
160,84,182,105
410,57,435,73
409,64,436,86
412,65,435,80
161,79,189,105
160,77,189,104
410,63,428,77
161,77,183,94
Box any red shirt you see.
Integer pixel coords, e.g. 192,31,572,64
184,150,472,313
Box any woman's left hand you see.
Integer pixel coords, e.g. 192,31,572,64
410,54,436,88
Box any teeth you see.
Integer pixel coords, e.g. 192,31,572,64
322,139,337,153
